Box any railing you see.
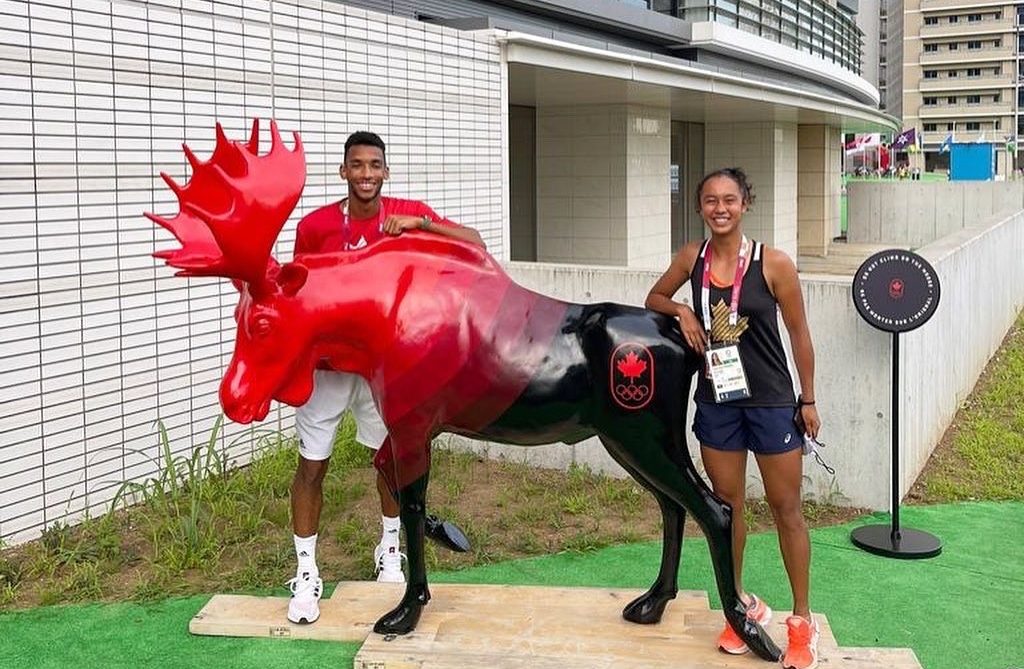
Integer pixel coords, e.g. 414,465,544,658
920,74,1016,91
677,0,862,74
920,18,1017,38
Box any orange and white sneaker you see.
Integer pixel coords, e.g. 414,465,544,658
717,594,772,654
782,614,820,669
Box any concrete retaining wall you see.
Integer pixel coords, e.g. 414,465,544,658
846,181,1024,247
456,215,1024,509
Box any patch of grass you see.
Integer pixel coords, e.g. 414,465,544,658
912,312,1024,503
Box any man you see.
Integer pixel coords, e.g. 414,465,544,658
287,131,484,625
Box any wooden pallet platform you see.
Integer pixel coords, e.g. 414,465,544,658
191,582,922,668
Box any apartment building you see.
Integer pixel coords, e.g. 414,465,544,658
898,0,1022,173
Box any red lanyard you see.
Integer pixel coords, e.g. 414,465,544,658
700,236,749,331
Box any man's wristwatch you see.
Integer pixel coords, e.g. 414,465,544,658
419,216,431,231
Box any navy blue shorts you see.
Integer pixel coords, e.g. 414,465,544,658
693,402,801,454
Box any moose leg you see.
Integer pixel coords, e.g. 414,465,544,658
599,433,781,661
599,437,685,624
674,461,782,662
624,493,685,624
373,471,431,635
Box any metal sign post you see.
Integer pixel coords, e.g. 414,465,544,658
850,249,942,559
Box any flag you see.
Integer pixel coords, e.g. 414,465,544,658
939,134,953,153
891,128,917,151
1006,135,1017,156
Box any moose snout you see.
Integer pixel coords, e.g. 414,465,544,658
219,364,272,424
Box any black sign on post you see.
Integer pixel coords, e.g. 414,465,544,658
850,249,942,559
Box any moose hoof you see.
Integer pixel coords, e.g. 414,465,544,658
373,587,430,636
373,602,424,635
424,514,472,553
622,590,675,625
735,616,783,662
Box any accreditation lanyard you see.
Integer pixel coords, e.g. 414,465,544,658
700,235,749,332
340,199,383,250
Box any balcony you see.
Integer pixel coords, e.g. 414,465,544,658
920,0,1009,10
920,46,1015,64
918,102,1015,118
919,18,1016,38
919,74,1016,91
922,130,1009,145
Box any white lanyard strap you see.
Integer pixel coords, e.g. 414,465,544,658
700,235,749,332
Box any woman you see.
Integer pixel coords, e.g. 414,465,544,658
645,168,821,669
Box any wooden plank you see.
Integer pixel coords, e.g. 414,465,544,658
189,582,708,641
190,582,405,641
191,582,920,669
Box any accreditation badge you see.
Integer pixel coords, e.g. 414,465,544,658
705,343,751,403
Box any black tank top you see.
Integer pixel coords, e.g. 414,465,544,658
690,240,796,407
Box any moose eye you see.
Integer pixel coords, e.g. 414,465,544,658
251,315,272,338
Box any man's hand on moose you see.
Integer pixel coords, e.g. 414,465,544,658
382,214,424,235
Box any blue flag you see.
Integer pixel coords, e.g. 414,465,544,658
939,134,953,153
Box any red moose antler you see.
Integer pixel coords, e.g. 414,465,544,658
146,119,306,289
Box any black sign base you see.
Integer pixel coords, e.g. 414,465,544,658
850,524,942,559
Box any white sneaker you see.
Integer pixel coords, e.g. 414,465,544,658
286,571,323,624
373,543,406,583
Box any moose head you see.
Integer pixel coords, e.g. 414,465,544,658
147,120,317,423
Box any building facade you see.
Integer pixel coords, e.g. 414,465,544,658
0,0,892,543
897,0,1022,173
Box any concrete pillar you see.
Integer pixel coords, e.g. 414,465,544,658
797,124,842,257
535,104,671,268
704,122,799,260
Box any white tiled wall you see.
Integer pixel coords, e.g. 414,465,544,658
0,0,504,544
535,103,671,269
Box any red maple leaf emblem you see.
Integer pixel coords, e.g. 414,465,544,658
616,351,647,380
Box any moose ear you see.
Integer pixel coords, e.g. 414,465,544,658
277,262,308,297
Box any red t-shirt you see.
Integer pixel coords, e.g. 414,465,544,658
294,196,455,255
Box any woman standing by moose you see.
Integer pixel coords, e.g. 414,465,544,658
646,168,822,669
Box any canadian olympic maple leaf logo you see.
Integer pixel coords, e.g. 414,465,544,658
610,344,654,410
616,351,647,381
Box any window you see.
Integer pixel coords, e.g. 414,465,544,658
993,93,1001,102
948,70,958,78
994,10,1002,20
949,42,959,50
995,119,1001,130
923,96,937,106
965,122,980,131
993,66,1002,75
994,39,1002,47
923,123,937,132
948,96,958,104
924,70,938,79
967,40,982,50
924,16,938,25
948,15,958,23
966,95,981,104
967,68,981,77
947,123,954,131
968,13,982,22
924,43,938,52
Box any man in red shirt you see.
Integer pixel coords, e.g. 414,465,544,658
287,131,484,625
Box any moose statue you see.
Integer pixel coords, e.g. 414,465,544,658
147,120,781,662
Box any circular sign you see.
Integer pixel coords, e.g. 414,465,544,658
852,249,940,333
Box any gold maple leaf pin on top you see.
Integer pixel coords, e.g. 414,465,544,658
709,299,749,344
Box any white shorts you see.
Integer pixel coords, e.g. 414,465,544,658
295,370,388,461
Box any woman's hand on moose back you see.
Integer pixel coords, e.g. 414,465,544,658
677,305,707,354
